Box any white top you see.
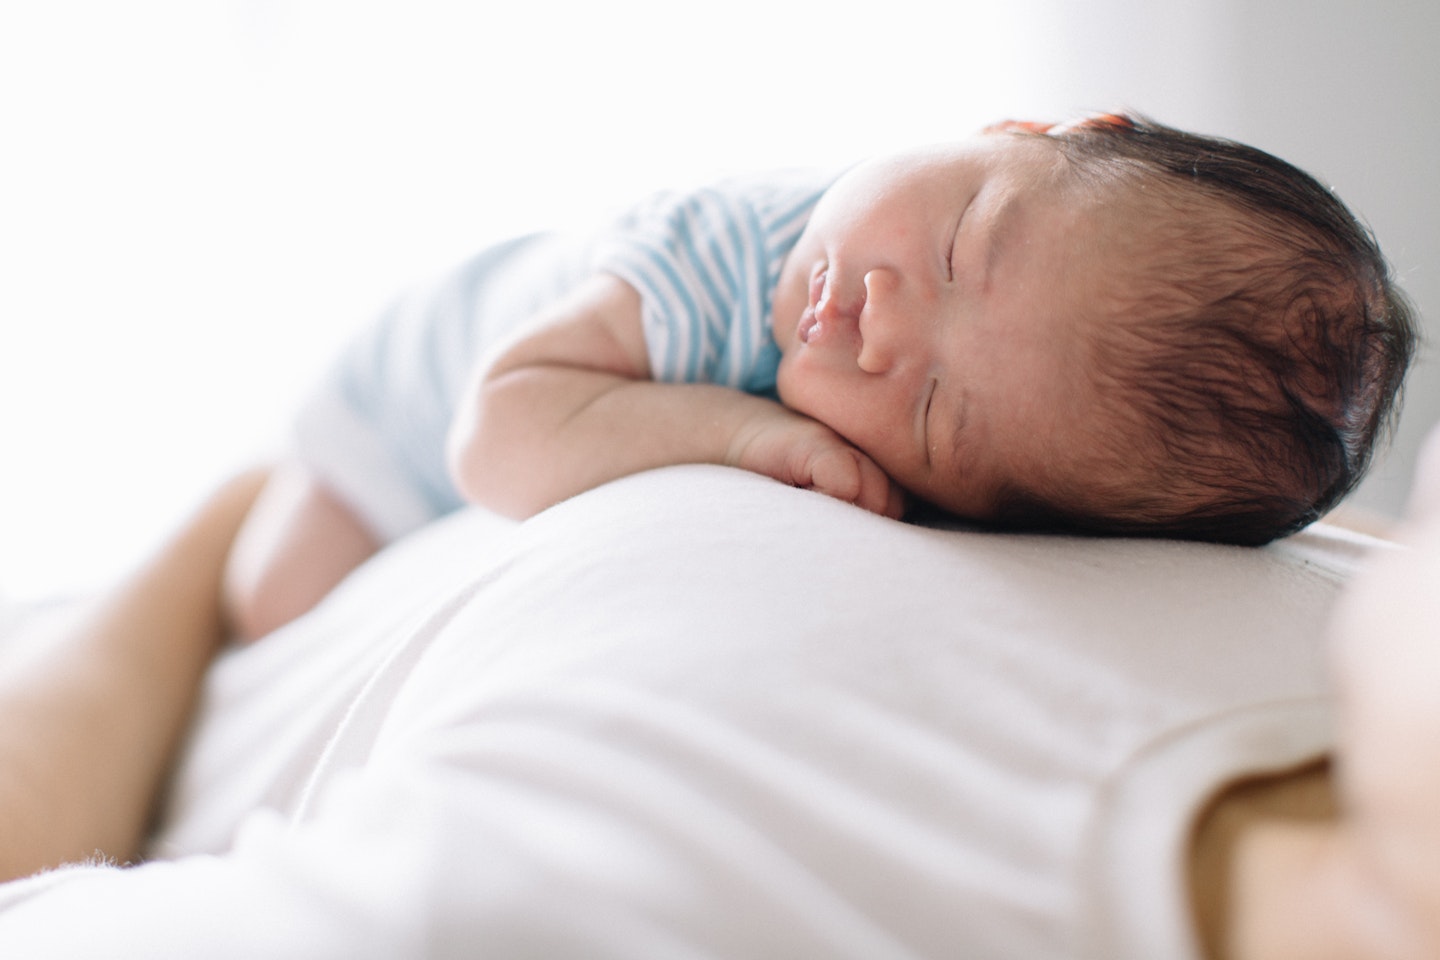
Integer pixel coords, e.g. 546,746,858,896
291,170,831,543
596,168,831,392
0,466,1378,958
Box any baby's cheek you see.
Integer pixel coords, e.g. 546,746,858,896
773,357,832,420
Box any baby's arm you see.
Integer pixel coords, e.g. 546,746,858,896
447,274,903,520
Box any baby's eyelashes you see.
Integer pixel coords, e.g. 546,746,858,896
921,378,938,468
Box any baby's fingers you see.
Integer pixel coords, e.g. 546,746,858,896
854,453,905,519
808,448,901,519
880,475,906,520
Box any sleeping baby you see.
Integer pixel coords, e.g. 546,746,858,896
222,112,1416,640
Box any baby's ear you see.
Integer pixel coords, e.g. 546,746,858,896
981,119,1056,135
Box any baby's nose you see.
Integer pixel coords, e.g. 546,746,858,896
857,268,904,374
814,270,865,326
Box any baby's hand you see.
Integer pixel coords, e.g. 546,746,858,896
727,407,905,519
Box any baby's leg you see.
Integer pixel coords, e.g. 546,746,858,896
223,464,379,642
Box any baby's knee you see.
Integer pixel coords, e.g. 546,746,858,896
221,469,380,642
222,564,293,643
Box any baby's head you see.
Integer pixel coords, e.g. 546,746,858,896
772,113,1416,544
998,113,1417,542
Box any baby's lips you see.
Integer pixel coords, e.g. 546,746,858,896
808,265,829,313
797,306,820,344
798,264,830,344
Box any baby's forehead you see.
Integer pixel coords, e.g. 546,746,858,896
1041,174,1244,301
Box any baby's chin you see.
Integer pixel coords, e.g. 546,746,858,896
769,311,797,355
770,312,814,398
769,293,805,355
771,360,799,410
770,248,815,354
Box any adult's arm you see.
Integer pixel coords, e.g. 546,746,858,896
0,472,264,881
1194,428,1440,960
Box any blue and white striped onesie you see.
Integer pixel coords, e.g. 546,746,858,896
291,170,835,542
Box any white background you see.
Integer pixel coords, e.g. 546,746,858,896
2,0,1436,599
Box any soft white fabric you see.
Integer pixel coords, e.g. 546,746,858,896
0,466,1376,958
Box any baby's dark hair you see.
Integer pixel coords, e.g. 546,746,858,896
995,113,1417,545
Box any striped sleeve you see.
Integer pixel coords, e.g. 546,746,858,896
596,170,833,395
